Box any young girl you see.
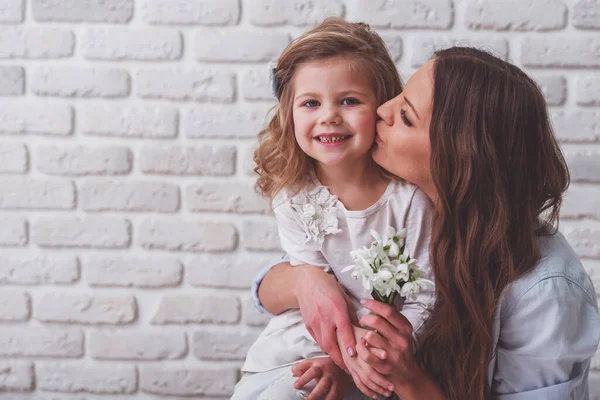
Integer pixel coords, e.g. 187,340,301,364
232,18,435,400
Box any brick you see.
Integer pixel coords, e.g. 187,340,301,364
248,0,343,26
381,33,404,62
0,179,74,209
194,328,259,360
411,36,508,67
566,148,600,182
140,145,235,176
151,294,240,324
0,0,23,23
142,0,239,25
0,255,79,285
35,292,136,325
36,145,132,176
0,291,29,321
0,217,26,247
140,366,237,396
240,142,259,177
81,181,179,212
0,327,83,357
0,66,24,95
0,143,27,173
0,28,73,59
80,106,178,138
33,0,132,23
195,30,289,62
464,0,566,31
0,103,72,136
532,75,566,106
187,253,279,288
562,220,600,258
136,69,235,102
563,184,600,219
346,0,453,29
242,294,271,326
187,182,269,214
576,75,600,106
90,331,186,360
521,37,600,68
573,0,600,29
241,66,278,101
0,361,33,392
182,105,271,138
31,67,129,98
33,217,131,249
552,110,600,142
138,219,236,252
37,363,136,394
82,28,182,61
85,256,182,288
242,219,282,251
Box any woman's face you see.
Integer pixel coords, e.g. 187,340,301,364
372,61,436,201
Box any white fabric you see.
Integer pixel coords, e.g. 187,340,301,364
242,179,434,373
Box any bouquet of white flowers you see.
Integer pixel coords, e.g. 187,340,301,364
342,226,433,305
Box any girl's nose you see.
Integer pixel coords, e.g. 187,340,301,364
319,105,342,125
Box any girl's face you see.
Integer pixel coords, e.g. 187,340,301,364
292,57,378,169
372,61,436,200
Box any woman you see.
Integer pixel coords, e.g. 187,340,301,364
252,47,600,399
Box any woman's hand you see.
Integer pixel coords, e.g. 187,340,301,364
356,299,421,390
292,357,350,400
340,325,395,399
295,266,359,369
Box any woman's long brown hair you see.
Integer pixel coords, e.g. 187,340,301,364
417,47,570,399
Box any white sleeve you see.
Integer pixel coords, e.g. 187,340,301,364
273,200,329,268
491,276,600,399
400,187,435,345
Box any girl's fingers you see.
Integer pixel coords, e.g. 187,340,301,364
360,299,413,334
306,376,331,400
324,383,341,400
357,338,394,381
291,359,311,377
294,366,322,390
355,361,393,398
362,330,389,359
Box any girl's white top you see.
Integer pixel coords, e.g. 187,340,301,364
242,179,435,373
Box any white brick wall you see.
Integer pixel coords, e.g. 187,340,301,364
0,0,597,398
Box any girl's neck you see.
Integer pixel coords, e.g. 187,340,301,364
315,158,389,211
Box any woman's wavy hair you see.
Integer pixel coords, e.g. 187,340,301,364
254,17,402,200
417,47,570,399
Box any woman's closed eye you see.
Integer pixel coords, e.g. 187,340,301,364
400,109,412,127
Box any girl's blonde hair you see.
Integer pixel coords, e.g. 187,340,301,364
254,17,403,200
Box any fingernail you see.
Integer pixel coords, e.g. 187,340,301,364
388,385,394,391
360,299,367,305
386,392,392,397
347,347,355,357
344,368,350,375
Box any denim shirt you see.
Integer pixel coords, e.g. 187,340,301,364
251,232,600,399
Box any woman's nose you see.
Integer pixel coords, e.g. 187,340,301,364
377,99,394,125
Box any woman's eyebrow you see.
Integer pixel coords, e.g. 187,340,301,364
404,96,421,120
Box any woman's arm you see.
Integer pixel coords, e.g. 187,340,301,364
491,275,600,399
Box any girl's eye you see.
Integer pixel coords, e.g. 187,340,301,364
302,100,320,108
400,109,412,127
341,98,360,105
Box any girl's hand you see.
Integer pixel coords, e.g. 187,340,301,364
340,325,395,399
356,299,421,389
292,357,350,400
